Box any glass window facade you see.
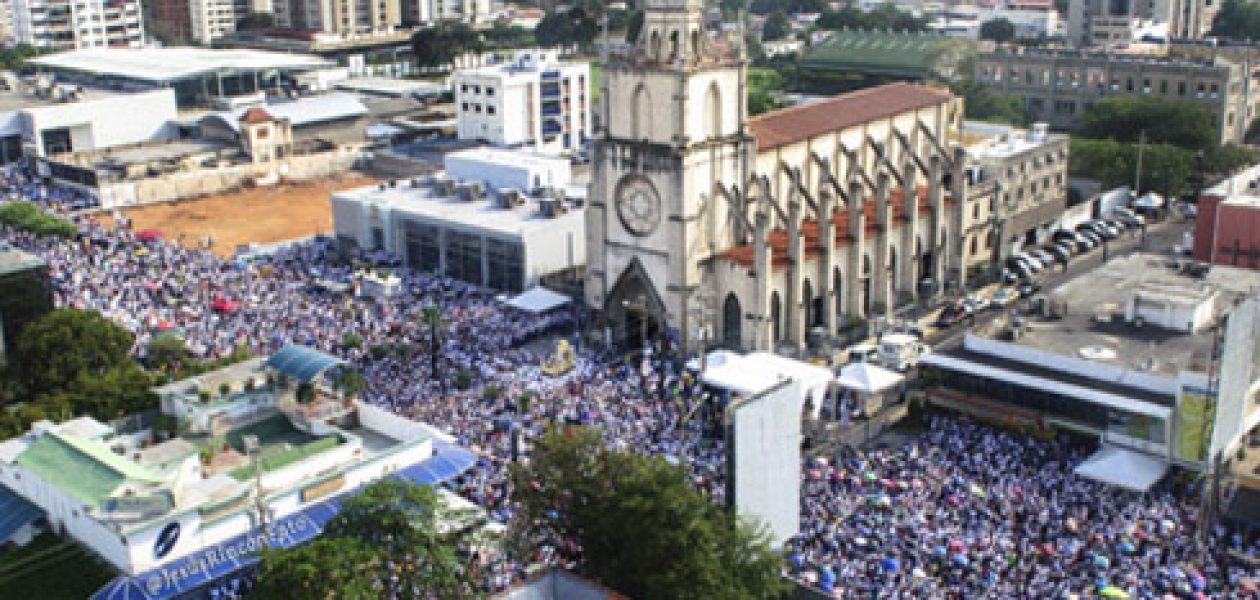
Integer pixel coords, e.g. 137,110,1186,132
486,238,524,293
403,221,441,274
445,230,483,286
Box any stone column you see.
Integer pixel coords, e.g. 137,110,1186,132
847,178,865,319
753,208,771,352
872,171,892,318
901,160,920,302
786,197,804,352
819,187,837,335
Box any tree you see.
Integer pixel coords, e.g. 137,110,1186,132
411,22,483,68
294,381,316,404
510,427,788,599
0,268,51,354
1079,96,1216,151
748,67,789,115
254,539,383,599
9,308,136,398
535,7,598,48
145,335,189,372
420,304,444,385
762,11,792,41
979,18,1015,42
235,11,274,31
951,79,1031,125
0,44,38,70
254,481,476,598
1211,0,1260,41
1069,138,1195,197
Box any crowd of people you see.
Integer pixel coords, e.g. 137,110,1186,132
6,167,1260,597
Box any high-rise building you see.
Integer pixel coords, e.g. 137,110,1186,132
452,49,591,156
400,0,491,25
1066,0,1217,47
149,0,270,43
272,0,399,35
10,0,145,49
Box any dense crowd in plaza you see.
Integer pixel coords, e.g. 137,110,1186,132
5,166,1260,597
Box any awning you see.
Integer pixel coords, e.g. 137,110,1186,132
1074,446,1169,492
90,441,478,600
0,484,43,543
504,286,571,314
264,345,346,382
836,362,905,394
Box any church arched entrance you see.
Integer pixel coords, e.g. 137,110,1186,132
722,293,742,350
604,259,666,353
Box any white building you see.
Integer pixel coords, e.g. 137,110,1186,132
0,78,176,160
402,0,493,24
0,347,476,599
452,50,591,156
928,4,1062,39
331,148,586,292
10,0,144,50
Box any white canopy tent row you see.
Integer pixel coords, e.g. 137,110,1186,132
689,351,835,420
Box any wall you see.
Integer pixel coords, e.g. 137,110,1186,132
1206,203,1260,269
26,89,176,156
729,378,802,548
356,402,438,442
521,211,585,286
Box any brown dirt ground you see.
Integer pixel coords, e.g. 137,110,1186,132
100,175,375,257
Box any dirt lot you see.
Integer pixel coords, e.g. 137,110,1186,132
101,175,374,257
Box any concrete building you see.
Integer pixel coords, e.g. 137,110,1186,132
10,0,144,50
960,121,1070,278
798,29,975,87
0,77,177,161
273,0,401,36
584,0,970,357
331,148,585,293
1066,0,1216,47
148,0,251,43
0,346,476,599
40,93,369,206
975,48,1258,145
402,0,492,25
927,4,1062,39
452,50,591,156
921,253,1260,482
1193,163,1260,269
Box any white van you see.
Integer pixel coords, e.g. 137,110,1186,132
879,333,930,371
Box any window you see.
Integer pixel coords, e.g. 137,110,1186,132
1178,81,1187,95
487,106,496,115
404,221,441,273
486,87,495,96
486,238,524,292
973,202,980,220
474,104,482,113
1160,80,1168,94
970,235,978,256
461,102,469,111
461,84,468,93
445,230,483,286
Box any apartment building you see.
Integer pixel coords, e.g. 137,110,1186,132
273,0,399,35
148,0,254,43
960,121,1070,277
1066,0,1216,47
401,0,491,25
10,0,144,49
976,49,1257,144
453,49,591,155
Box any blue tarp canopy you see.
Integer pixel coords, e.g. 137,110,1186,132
0,484,43,543
90,441,478,600
264,345,346,382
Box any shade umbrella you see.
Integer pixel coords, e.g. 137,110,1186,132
952,553,969,567
1116,541,1136,554
1100,587,1130,599
136,229,164,240
1093,555,1111,568
880,557,900,573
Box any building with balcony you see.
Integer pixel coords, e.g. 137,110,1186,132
975,49,1257,145
452,49,591,156
148,0,255,43
272,0,400,36
1066,0,1216,47
959,120,1070,278
401,0,492,25
10,0,145,50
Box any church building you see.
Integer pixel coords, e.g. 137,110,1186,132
585,0,972,354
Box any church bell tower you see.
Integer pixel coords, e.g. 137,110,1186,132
585,0,754,351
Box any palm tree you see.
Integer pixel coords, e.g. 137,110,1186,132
420,304,444,388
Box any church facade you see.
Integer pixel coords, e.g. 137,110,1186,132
585,0,972,355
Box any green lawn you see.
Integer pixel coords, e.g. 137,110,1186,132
0,532,117,599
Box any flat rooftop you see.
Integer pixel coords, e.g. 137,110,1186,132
56,139,234,169
0,82,126,113
334,179,585,238
29,48,333,84
333,77,448,98
986,253,1260,377
963,121,1066,160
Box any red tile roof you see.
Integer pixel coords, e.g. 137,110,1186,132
719,186,952,269
748,82,953,152
239,107,274,124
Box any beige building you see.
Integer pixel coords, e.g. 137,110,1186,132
273,0,400,35
976,48,1257,145
960,121,1070,279
586,0,973,354
1066,0,1216,48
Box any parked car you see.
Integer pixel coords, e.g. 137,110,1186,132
962,294,989,312
846,342,879,364
1013,253,1045,273
1044,244,1072,264
1110,207,1144,228
1017,280,1043,297
1051,229,1079,243
878,333,931,371
935,301,970,327
1006,257,1036,278
1029,249,1056,266
990,287,1019,307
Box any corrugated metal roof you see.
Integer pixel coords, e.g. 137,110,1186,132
207,94,368,132
15,431,164,505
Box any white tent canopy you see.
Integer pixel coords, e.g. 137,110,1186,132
695,351,832,418
1074,446,1170,492
836,362,904,394
504,286,570,314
